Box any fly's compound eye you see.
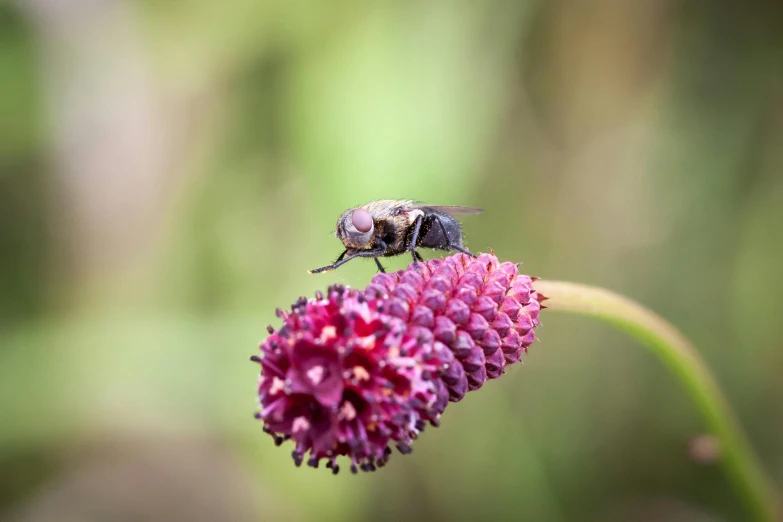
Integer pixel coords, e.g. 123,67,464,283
351,208,373,233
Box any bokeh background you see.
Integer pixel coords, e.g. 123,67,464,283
2,1,782,520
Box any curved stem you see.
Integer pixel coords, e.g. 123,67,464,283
533,280,780,522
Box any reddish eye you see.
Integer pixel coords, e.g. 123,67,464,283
351,208,373,233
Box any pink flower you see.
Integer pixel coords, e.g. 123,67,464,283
251,253,544,473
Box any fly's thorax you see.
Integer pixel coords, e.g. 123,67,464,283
375,215,410,253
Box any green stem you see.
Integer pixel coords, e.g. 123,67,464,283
533,280,780,522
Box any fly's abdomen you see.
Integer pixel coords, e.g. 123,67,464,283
419,213,463,250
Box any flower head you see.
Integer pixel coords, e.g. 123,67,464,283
251,253,544,473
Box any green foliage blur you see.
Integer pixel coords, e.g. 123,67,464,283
1,1,782,520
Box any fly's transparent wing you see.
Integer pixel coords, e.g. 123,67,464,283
423,205,484,216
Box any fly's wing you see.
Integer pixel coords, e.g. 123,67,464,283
422,205,484,216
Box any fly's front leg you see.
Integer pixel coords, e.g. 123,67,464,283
309,250,353,274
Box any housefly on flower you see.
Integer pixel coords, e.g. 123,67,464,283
309,200,482,274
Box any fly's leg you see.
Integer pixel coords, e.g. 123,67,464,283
433,215,477,257
407,215,425,269
309,250,355,274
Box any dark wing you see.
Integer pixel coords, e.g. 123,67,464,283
423,205,484,216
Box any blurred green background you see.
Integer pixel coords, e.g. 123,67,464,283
2,1,782,520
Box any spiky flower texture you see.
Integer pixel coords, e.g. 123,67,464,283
251,253,545,474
